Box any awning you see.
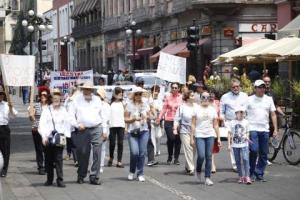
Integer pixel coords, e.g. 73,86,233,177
278,15,300,38
71,3,83,18
150,38,209,63
83,0,97,14
137,47,154,56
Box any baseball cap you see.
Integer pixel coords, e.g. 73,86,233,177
235,106,246,113
254,80,266,87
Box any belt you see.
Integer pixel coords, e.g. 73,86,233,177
0,125,8,127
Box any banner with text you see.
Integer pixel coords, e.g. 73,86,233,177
156,52,186,84
0,54,35,86
50,70,93,94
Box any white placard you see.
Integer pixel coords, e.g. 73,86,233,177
0,54,35,86
50,70,93,94
156,52,186,84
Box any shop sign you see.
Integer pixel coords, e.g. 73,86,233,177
201,25,212,35
239,23,277,33
223,27,235,37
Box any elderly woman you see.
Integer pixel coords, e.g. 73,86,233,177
191,92,221,186
29,88,51,175
125,87,150,182
39,89,71,188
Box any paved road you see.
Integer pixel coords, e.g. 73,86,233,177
1,95,300,200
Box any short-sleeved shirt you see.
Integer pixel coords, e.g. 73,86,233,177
174,103,196,134
247,95,276,132
126,100,150,132
229,119,249,148
194,105,217,138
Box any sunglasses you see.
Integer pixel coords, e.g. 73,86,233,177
135,93,142,96
201,95,210,100
172,87,179,90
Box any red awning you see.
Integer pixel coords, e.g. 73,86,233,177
137,47,154,56
149,38,210,63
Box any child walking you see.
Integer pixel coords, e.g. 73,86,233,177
228,106,251,184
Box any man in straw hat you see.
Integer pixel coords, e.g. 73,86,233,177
0,86,17,177
69,82,108,185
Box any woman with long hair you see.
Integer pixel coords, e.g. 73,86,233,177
157,82,182,165
28,88,51,175
108,87,125,168
125,87,150,182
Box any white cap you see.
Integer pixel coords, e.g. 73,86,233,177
235,106,246,113
254,80,266,87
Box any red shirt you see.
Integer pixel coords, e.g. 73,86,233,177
159,93,182,121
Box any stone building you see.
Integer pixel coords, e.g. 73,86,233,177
101,0,277,77
71,0,103,72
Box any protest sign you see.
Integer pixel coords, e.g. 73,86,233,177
0,54,35,86
156,52,186,84
50,70,93,94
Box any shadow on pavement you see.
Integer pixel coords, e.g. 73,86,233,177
218,178,238,183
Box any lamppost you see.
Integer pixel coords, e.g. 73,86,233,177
125,19,142,71
22,10,53,85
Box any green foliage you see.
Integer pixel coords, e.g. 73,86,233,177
240,75,253,95
206,78,231,96
9,11,27,55
292,80,300,100
272,78,285,100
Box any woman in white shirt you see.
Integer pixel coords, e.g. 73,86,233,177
108,87,126,168
39,89,71,188
191,92,221,186
125,87,150,182
174,91,196,176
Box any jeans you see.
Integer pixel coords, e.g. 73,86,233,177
195,137,214,178
22,88,29,104
128,130,149,176
233,147,250,177
164,121,181,161
249,131,269,177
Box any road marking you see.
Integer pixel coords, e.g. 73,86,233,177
145,175,196,200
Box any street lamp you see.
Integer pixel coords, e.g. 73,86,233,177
125,19,142,71
22,10,53,85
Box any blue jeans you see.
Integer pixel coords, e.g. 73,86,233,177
195,137,214,178
128,130,149,176
233,147,250,177
22,88,28,104
249,131,269,177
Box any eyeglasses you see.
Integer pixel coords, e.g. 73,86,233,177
135,93,142,96
201,95,210,100
172,87,178,90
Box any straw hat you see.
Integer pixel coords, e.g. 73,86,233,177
52,88,62,95
128,86,149,99
97,87,106,99
187,75,196,85
79,82,94,90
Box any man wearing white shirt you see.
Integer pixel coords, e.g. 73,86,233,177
0,87,17,177
247,80,278,182
220,79,248,171
69,82,108,185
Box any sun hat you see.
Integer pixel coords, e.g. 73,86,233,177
52,88,62,95
97,87,106,99
187,75,196,85
79,81,95,90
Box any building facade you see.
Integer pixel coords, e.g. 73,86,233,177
101,0,277,77
71,0,103,73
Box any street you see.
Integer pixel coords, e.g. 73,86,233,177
1,95,300,200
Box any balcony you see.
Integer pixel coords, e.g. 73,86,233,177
72,19,102,39
190,0,274,5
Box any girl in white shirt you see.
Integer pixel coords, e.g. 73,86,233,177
108,87,126,168
39,89,71,188
174,91,196,176
191,92,221,186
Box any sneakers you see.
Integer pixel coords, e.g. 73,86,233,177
256,175,267,182
138,175,145,182
147,160,158,166
205,178,214,186
238,177,244,184
128,173,134,181
245,176,252,185
173,159,180,165
100,167,104,174
267,160,273,166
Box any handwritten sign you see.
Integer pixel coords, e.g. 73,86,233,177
50,70,93,94
0,54,35,86
156,52,186,84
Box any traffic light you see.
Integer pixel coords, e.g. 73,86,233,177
39,40,47,51
187,21,200,51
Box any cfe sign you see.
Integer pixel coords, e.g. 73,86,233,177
239,23,277,33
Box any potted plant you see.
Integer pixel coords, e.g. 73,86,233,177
272,78,285,106
240,76,253,95
291,80,300,128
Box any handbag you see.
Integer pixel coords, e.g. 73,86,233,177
130,128,141,138
48,106,66,147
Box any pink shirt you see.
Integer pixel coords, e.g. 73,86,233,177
159,93,182,121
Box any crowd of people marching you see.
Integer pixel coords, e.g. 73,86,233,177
0,74,280,189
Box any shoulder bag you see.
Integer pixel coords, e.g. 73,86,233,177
48,106,67,147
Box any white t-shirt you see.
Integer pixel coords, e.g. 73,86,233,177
194,105,217,138
229,119,249,148
110,101,125,128
126,100,150,132
247,95,276,132
174,103,196,134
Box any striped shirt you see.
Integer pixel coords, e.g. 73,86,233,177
31,103,47,128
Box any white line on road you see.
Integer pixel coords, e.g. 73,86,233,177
145,175,196,200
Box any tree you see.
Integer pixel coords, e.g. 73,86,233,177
9,11,27,55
